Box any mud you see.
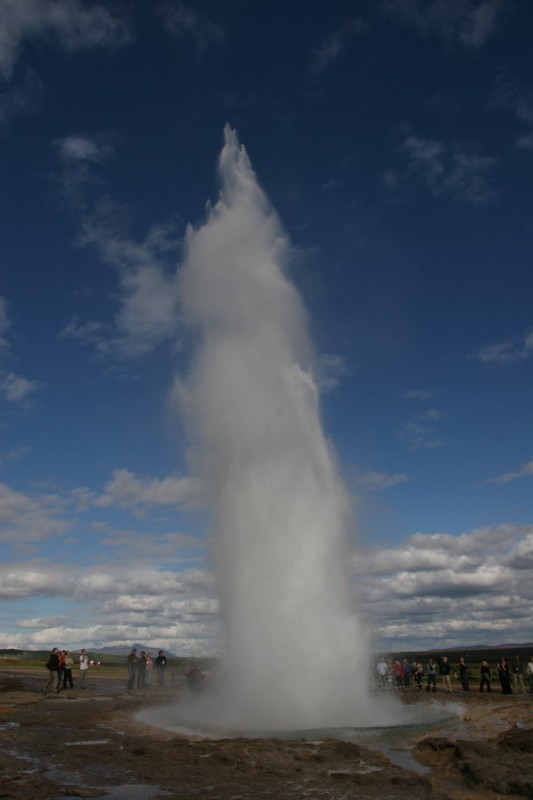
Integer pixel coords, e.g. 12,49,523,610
0,666,531,799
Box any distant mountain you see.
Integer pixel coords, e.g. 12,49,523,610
90,644,176,657
446,642,533,651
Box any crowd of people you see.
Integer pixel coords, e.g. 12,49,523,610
126,648,168,689
42,646,206,693
43,647,95,693
375,654,533,694
43,645,533,697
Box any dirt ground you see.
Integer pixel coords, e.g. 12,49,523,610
0,665,531,800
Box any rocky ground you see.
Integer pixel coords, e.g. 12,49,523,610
0,666,531,800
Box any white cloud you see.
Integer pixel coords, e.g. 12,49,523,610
0,483,69,544
0,446,31,468
58,317,111,349
0,0,132,82
102,593,218,618
398,419,445,450
0,560,74,598
77,566,193,597
496,75,533,124
17,614,70,628
0,371,43,404
59,133,116,164
94,468,201,511
1,522,530,653
315,353,348,392
157,3,226,55
0,296,44,407
54,132,119,207
441,150,498,205
0,560,221,654
401,135,444,183
420,408,444,421
460,0,503,49
470,330,533,365
309,19,367,75
517,133,533,151
0,616,219,655
54,141,183,359
101,529,203,565
486,460,533,485
110,263,181,357
397,132,498,205
382,0,504,51
493,69,533,149
353,523,533,648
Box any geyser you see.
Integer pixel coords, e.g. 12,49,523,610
174,126,384,731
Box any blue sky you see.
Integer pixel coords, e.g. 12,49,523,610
1,0,532,655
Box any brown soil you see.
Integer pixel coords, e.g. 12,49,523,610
0,666,531,800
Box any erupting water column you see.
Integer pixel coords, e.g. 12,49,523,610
176,126,375,731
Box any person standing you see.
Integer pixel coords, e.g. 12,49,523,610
527,657,533,694
512,656,526,694
155,650,167,687
376,658,388,691
62,651,74,689
426,658,437,693
413,662,424,691
79,648,89,689
479,660,491,692
145,653,154,686
458,657,470,691
392,661,404,691
137,651,147,689
127,648,138,690
56,650,66,691
438,656,452,692
497,656,512,694
43,647,60,694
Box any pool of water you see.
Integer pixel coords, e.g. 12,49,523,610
137,700,463,742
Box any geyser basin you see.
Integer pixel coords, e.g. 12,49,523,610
137,697,463,741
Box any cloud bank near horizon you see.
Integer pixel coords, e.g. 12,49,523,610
1,469,531,653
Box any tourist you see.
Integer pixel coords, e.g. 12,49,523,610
413,662,424,690
479,660,491,692
527,657,533,694
511,656,526,694
402,659,412,688
426,658,437,693
155,650,167,686
458,657,470,691
438,656,452,692
79,648,89,689
186,664,205,691
43,647,60,694
62,650,74,689
57,649,66,691
392,661,403,691
137,651,148,689
145,653,154,686
376,658,388,690
497,656,512,694
127,648,138,690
